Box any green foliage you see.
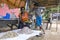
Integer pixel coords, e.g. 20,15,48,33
43,10,50,20
43,5,60,20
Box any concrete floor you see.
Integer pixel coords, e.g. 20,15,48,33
28,24,60,40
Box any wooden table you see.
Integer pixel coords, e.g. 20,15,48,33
0,18,18,30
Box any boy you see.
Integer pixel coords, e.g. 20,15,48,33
33,2,45,36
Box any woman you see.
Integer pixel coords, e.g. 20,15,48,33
18,7,29,29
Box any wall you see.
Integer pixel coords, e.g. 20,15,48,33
0,3,20,18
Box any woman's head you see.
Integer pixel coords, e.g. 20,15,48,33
21,7,25,14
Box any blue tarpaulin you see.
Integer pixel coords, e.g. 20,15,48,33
3,13,10,19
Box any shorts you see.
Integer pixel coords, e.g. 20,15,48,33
36,16,42,27
36,20,42,27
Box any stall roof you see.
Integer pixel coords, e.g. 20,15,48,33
0,0,59,8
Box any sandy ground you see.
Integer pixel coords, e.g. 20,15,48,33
0,23,60,40
28,24,60,40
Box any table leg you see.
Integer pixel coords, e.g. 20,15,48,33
46,22,48,30
7,24,13,30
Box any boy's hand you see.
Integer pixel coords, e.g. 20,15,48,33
34,19,36,23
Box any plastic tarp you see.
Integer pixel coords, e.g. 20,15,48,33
0,29,41,40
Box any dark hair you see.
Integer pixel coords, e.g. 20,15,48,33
32,1,43,7
21,7,25,11
21,7,25,14
32,1,40,6
34,3,40,6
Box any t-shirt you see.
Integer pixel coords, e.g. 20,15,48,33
18,11,29,22
35,7,41,16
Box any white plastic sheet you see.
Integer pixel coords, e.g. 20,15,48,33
0,29,41,40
